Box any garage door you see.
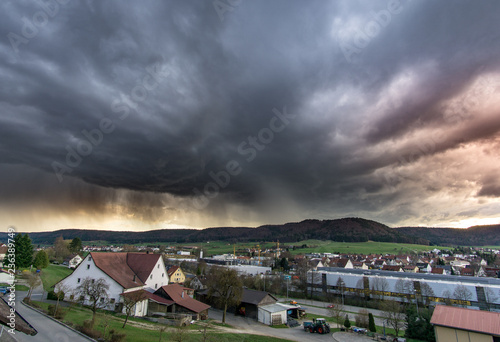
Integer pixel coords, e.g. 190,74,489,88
271,314,282,326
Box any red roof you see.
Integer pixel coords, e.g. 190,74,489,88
155,283,210,313
167,265,180,277
90,252,161,289
431,305,500,336
121,289,174,306
431,267,445,274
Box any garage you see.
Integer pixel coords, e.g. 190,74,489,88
258,304,288,326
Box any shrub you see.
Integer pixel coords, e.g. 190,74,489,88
355,309,369,328
368,313,376,332
48,304,66,319
344,314,351,329
47,290,64,301
76,321,103,340
109,331,126,342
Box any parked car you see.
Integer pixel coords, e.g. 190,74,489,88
0,287,10,295
327,304,335,308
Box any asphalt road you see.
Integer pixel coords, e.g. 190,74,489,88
209,308,335,342
10,288,90,342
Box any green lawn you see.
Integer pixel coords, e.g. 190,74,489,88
30,301,293,342
39,264,73,291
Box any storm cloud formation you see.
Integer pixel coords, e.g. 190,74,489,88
1,0,500,231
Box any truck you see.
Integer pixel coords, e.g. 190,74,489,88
303,318,330,334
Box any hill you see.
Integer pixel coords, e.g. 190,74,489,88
2,218,428,245
395,224,500,246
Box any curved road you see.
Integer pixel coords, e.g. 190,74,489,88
11,288,90,342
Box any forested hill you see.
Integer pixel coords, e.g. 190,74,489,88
3,218,428,245
395,224,500,246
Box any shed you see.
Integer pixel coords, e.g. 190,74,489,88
258,304,288,326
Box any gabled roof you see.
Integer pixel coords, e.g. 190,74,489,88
431,305,500,336
155,283,210,313
431,267,445,274
241,288,277,305
127,253,161,283
89,252,161,289
121,289,174,306
167,265,180,277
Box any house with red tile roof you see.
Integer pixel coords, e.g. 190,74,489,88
167,266,186,284
381,265,403,272
57,252,169,317
153,283,210,320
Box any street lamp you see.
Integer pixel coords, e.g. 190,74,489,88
340,280,345,307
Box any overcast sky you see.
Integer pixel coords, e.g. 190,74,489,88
1,0,500,232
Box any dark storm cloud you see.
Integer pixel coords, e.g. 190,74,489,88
1,0,500,229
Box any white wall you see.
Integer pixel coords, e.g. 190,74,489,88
144,256,169,291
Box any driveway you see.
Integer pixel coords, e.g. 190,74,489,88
333,332,377,342
208,309,335,342
11,289,91,342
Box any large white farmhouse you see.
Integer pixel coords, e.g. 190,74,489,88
57,252,169,316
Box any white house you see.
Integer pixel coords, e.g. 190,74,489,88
63,254,83,269
57,252,169,317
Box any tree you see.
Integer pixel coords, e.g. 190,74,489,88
381,301,404,337
328,297,344,328
484,287,499,311
368,313,376,333
68,237,82,254
53,282,70,318
343,314,351,329
420,283,435,306
442,289,453,306
294,259,311,298
122,290,148,328
355,308,369,328
33,250,49,269
453,285,472,306
206,267,243,323
25,272,42,302
371,277,389,300
54,236,70,263
405,306,435,342
77,277,110,328
14,233,34,268
336,277,346,302
280,257,290,272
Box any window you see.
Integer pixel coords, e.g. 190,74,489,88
99,297,105,303
155,283,158,289
162,273,164,277
110,298,115,304
77,278,81,283
70,294,74,300
87,264,90,270
91,279,95,284
157,264,160,269
79,295,85,301
150,275,153,279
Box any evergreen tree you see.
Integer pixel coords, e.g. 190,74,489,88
368,313,376,332
33,250,49,269
68,237,82,254
344,314,351,329
280,257,290,272
14,233,34,268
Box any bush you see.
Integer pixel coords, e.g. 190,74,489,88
47,290,64,301
109,331,126,342
48,304,66,319
355,309,369,328
344,314,351,329
76,321,103,340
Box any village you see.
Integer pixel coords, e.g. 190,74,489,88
2,238,500,341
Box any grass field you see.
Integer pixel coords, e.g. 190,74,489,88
39,264,73,291
31,301,293,342
188,240,448,256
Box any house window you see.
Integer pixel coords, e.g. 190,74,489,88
99,297,105,303
79,295,85,301
155,283,158,289
87,264,90,270
110,298,115,304
70,294,74,300
162,273,164,277
150,275,153,279
157,264,160,269
91,279,95,284
77,278,81,283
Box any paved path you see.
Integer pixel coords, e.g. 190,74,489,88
209,309,335,342
11,290,91,342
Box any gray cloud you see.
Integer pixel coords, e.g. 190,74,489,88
1,0,500,230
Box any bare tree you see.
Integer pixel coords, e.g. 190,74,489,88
420,283,435,306
25,272,42,302
206,267,243,323
336,277,346,301
77,277,110,328
453,285,472,307
355,308,369,328
484,287,499,311
54,282,70,316
328,297,344,328
371,277,389,300
122,290,149,328
294,259,311,298
381,301,404,337
442,289,453,306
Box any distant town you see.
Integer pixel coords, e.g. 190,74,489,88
1,235,499,342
